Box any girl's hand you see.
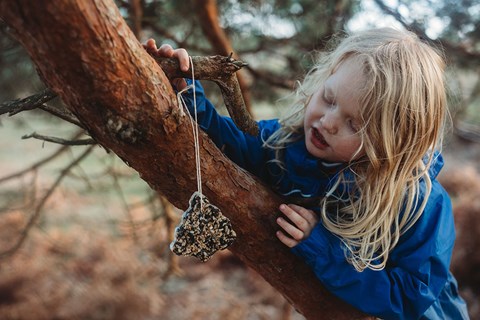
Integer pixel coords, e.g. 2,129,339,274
142,39,190,90
276,204,319,247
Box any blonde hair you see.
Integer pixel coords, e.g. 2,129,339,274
265,28,447,271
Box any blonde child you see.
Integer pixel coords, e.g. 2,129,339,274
144,28,469,319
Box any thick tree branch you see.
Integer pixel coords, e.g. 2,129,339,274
2,53,257,135
154,54,258,136
0,1,371,318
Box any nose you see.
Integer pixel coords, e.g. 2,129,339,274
321,112,339,135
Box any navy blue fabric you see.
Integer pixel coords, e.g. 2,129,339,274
180,80,469,319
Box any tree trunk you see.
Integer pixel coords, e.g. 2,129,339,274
0,1,371,319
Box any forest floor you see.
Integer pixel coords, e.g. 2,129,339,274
0,113,479,319
0,113,305,320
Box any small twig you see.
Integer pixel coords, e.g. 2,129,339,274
22,132,96,146
39,103,85,128
153,55,259,136
1,89,85,129
62,149,95,191
0,130,85,183
111,170,139,243
0,88,57,116
0,145,95,259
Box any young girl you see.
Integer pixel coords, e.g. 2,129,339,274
144,28,469,319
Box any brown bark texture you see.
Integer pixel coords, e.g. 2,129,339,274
0,1,372,319
155,55,258,135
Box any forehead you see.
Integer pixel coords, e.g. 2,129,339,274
324,57,366,110
326,57,366,93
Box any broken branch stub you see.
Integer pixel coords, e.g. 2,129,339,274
153,55,259,136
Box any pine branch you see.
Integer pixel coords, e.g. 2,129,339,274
22,132,96,146
153,54,258,136
0,88,57,116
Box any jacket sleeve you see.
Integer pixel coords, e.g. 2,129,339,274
291,180,454,320
178,80,279,177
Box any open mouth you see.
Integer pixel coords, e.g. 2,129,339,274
312,128,329,148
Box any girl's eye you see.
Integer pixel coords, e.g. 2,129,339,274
348,119,359,132
321,94,328,103
322,94,334,106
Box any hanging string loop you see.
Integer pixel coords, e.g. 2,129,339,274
176,57,203,204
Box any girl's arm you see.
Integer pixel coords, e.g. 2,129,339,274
179,79,279,177
291,180,456,319
143,40,279,176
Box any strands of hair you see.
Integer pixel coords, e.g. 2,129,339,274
264,28,447,271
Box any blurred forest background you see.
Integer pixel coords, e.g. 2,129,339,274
0,0,479,319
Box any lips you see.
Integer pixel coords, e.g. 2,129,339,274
311,127,329,149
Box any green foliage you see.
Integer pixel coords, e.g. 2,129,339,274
1,0,479,119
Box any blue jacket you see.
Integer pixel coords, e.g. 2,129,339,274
181,80,469,319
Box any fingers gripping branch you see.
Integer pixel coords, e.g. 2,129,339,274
152,54,259,136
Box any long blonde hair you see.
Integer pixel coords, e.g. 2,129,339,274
265,28,447,271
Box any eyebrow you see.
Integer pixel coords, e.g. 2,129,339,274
323,85,336,101
324,84,361,122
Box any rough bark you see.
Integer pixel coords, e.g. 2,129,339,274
0,1,372,319
154,54,258,135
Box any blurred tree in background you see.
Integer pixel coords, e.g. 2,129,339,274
1,0,479,121
131,0,479,121
371,0,480,133
136,0,358,103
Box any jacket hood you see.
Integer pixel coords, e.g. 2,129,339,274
427,152,444,179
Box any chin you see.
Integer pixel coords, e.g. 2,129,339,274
305,140,324,159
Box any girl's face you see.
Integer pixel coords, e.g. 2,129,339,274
304,57,365,163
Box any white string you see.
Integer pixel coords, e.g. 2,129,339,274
176,57,203,209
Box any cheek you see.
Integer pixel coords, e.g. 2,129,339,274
303,105,313,127
340,136,364,158
304,102,320,124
